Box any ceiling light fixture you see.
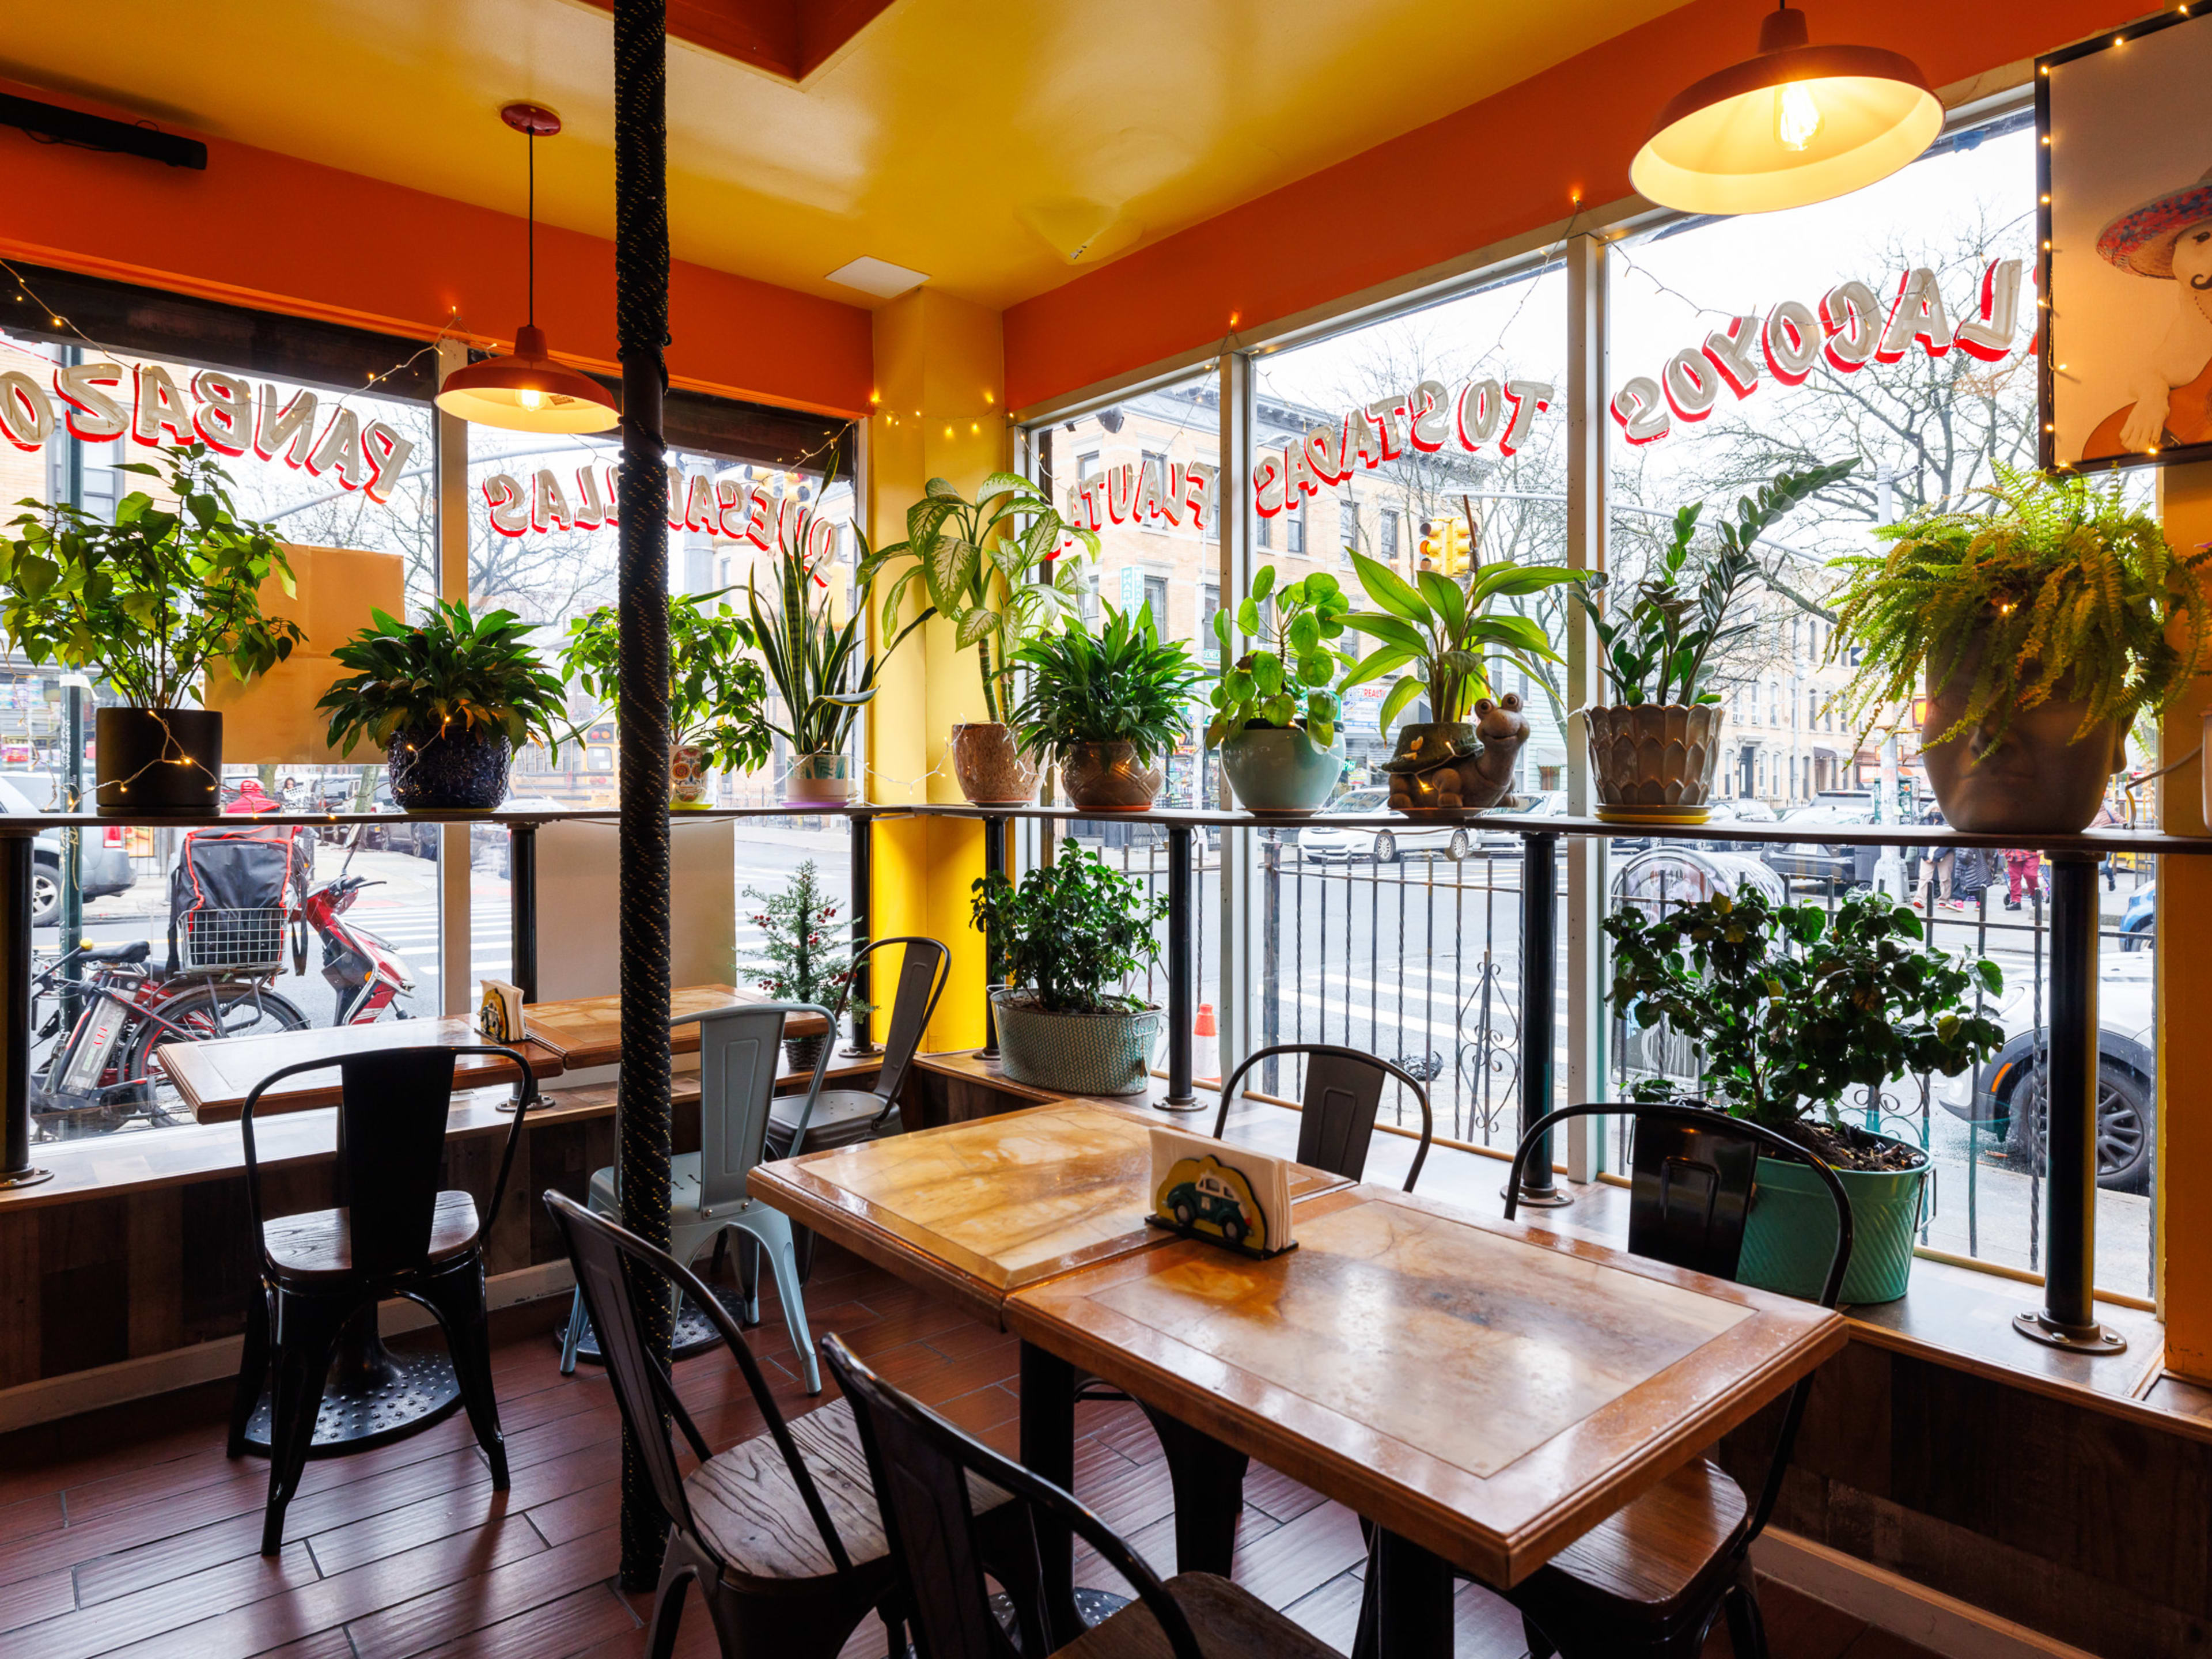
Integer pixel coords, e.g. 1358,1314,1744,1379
436,103,619,433
1630,5,1942,215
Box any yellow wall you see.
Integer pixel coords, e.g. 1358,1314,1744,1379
866,290,1008,1053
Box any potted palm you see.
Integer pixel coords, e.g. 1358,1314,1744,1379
317,601,569,809
972,839,1168,1095
1831,465,2212,834
1339,548,1585,809
1575,461,1849,823
750,524,926,804
1007,604,1206,810
0,446,305,815
1206,564,1355,812
561,592,771,808
1608,882,2003,1303
861,472,1094,804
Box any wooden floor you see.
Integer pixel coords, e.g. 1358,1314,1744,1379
0,1243,1940,1659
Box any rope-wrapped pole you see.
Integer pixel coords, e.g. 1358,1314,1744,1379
613,0,675,1593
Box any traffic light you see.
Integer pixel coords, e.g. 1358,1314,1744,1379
1415,518,1446,572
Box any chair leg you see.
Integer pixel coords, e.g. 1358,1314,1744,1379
643,1528,694,1659
794,1222,819,1284
757,1225,821,1394
1521,1611,1560,1659
734,1231,762,1327
419,1259,509,1487
1724,1560,1771,1659
262,1290,343,1556
558,1285,588,1376
228,1281,272,1458
1141,1404,1248,1575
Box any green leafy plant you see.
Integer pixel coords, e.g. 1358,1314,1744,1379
1830,463,2211,752
859,472,1096,722
1205,564,1355,748
0,445,305,708
1007,603,1206,768
318,600,568,756
560,592,772,777
971,839,1169,1016
739,859,867,1014
1581,460,1853,707
1605,883,2003,1166
1340,550,1585,734
750,518,927,757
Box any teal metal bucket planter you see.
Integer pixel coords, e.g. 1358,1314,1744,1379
1220,725,1345,813
1740,1141,1927,1305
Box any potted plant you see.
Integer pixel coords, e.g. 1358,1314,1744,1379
1831,464,2212,834
739,859,865,1070
861,472,1095,805
561,592,771,808
0,446,305,815
1607,882,2004,1302
1339,548,1584,810
1008,604,1206,810
318,600,569,809
751,522,926,804
1575,460,1850,823
972,838,1169,1095
1206,564,1355,813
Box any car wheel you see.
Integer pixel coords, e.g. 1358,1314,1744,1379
30,860,59,928
1448,828,1471,861
1373,831,1399,864
2120,925,2147,954
2003,1058,2156,1193
1222,1215,1247,1244
1173,1201,1194,1228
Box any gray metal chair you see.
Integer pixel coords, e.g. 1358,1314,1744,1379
764,935,949,1160
560,1001,835,1389
1211,1041,1435,1191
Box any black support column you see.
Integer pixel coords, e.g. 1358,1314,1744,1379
1508,831,1569,1206
612,0,676,1592
1161,821,1200,1111
844,810,877,1055
0,832,50,1190
507,823,538,1005
980,815,1003,1058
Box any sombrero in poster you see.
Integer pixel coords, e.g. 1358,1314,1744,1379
2085,163,2212,456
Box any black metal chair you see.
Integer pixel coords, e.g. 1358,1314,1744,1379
226,1044,536,1556
1362,1101,1853,1659
1211,1041,1435,1192
543,1192,1018,1659
823,1332,1341,1659
765,934,949,1160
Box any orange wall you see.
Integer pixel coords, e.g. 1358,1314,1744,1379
0,76,873,419
1003,0,2137,411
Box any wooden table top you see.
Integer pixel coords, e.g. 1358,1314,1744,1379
521,984,827,1065
748,1100,1353,1328
1005,1183,1847,1589
164,1015,566,1123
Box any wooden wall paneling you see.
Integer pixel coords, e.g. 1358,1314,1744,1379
37,1196,129,1377
125,1186,184,1357
0,1207,36,1389
179,1175,257,1344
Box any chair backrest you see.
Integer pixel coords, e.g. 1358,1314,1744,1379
1213,1043,1434,1191
239,1043,535,1280
685,1001,831,1213
542,1191,853,1575
823,1334,1205,1659
839,935,950,1105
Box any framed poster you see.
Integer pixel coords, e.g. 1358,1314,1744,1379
2041,9,2212,472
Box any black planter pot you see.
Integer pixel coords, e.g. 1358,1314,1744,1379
96,707,222,816
386,721,513,810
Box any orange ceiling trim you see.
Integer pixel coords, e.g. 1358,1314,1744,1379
573,0,898,82
0,75,873,418
1003,0,2138,413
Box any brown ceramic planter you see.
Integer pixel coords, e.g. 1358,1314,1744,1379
950,722,1039,805
1585,703,1724,821
1921,626,2124,834
1058,740,1163,810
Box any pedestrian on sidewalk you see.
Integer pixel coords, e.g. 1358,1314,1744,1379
1912,802,1952,911
2004,848,2044,910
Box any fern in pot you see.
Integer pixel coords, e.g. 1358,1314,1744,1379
972,840,1169,1096
1608,882,2003,1302
1830,464,2212,834
1009,603,1206,810
319,601,569,809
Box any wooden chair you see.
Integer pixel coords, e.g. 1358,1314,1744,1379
764,934,948,1159
559,1001,834,1387
1211,1041,1435,1192
824,1331,1342,1659
543,1192,1017,1659
227,1044,536,1556
1362,1101,1853,1659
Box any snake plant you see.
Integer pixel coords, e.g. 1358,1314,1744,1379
749,520,926,757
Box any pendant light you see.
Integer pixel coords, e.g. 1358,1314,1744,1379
1630,5,1942,216
435,103,619,433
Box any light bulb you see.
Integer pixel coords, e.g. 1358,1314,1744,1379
517,387,544,411
1775,81,1823,151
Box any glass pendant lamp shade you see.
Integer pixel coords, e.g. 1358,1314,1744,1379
1630,6,1941,215
435,325,619,433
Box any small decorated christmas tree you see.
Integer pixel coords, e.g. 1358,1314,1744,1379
739,860,867,1065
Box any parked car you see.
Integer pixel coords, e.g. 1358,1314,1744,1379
0,774,137,926
2120,882,2154,951
1294,787,1474,865
358,782,441,858
1759,800,1880,889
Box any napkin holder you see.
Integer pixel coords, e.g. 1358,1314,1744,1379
1146,1127,1298,1260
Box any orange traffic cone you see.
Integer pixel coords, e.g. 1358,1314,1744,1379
1194,1001,1219,1085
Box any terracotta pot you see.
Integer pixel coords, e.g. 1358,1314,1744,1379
784,752,854,805
1058,740,1162,810
1921,624,2124,835
1584,703,1724,821
950,722,1039,805
669,743,713,809
95,707,221,816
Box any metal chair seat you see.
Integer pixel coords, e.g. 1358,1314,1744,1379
1056,1571,1340,1659
262,1191,480,1281
766,1089,899,1156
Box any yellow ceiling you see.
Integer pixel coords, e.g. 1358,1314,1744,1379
1,0,1691,310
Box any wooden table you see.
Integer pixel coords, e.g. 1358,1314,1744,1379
162,1014,566,1123
522,983,827,1067
1007,1183,1848,1653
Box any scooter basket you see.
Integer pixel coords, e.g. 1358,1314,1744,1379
177,907,288,973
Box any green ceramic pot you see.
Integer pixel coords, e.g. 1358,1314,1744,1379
1220,725,1345,813
992,990,1164,1096
1739,1137,1928,1305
